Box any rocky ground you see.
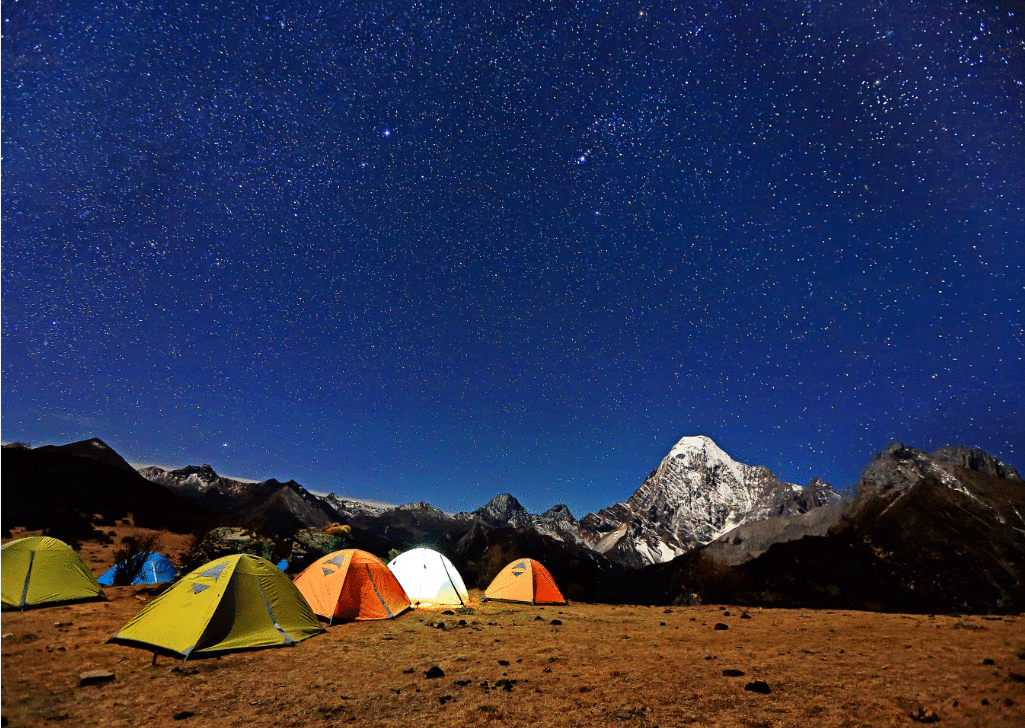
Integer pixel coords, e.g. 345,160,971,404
2,531,1023,727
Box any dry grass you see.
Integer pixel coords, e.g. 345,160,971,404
2,534,1023,727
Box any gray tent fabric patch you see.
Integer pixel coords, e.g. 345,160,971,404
198,562,230,581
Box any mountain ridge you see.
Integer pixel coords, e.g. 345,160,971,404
133,434,845,566
719,440,1025,613
4,435,1023,612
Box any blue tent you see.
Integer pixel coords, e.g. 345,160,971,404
97,552,178,586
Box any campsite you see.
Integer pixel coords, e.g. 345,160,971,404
2,525,1023,727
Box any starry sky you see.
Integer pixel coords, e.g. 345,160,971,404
3,0,1023,517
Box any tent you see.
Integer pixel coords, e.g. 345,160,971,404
387,547,469,607
293,549,410,623
482,558,567,605
109,554,324,658
2,537,104,610
98,552,178,586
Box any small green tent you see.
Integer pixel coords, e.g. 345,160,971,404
109,553,323,658
1,536,104,610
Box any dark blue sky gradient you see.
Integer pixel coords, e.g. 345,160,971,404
3,1,1022,516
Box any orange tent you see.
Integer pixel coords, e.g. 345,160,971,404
293,550,410,623
482,558,567,605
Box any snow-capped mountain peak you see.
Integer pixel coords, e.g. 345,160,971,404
577,435,840,567
668,435,745,483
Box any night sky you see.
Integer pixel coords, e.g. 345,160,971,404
3,1,1022,517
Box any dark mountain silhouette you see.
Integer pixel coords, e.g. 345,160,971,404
1,439,210,537
139,464,342,539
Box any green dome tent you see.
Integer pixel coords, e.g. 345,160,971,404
110,554,324,659
1,537,104,610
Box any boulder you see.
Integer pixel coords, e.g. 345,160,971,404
180,527,275,572
287,527,351,573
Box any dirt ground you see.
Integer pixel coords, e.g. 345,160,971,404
2,531,1023,728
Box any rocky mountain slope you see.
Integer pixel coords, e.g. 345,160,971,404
575,435,842,567
670,441,1025,613
701,494,844,567
460,493,587,546
138,464,344,538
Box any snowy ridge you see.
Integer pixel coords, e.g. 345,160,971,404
139,464,224,492
323,493,388,519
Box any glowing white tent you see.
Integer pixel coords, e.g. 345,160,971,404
386,547,469,607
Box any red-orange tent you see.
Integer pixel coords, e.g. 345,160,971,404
293,550,411,623
482,558,567,605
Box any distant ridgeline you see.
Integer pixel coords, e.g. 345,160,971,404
3,436,1022,613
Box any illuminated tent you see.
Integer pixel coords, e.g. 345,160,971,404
109,554,323,658
1,537,104,610
293,549,411,623
482,558,566,605
97,552,178,586
386,547,469,607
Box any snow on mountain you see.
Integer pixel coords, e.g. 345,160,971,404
322,493,387,519
577,435,840,567
138,464,225,493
